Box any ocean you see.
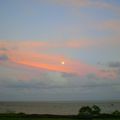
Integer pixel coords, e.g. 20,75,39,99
0,101,120,115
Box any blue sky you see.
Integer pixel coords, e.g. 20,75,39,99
0,0,120,101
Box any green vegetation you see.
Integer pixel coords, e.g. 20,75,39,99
0,113,120,120
0,117,77,120
92,105,101,115
112,110,120,116
79,106,92,115
0,117,120,120
78,105,101,116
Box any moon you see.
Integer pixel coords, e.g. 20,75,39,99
61,61,65,65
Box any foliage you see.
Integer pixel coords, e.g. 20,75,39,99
112,110,120,116
78,106,92,116
92,105,101,115
78,105,101,116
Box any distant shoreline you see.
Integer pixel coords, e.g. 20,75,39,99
0,101,120,115
0,100,120,103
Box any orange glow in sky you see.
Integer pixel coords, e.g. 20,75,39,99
61,61,65,65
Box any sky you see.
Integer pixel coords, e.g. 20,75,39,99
0,0,120,101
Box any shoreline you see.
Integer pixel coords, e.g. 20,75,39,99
0,101,120,115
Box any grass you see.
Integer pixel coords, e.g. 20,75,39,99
0,113,120,120
0,117,120,120
0,116,120,120
0,118,77,120
0,117,74,120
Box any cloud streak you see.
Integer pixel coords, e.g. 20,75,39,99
44,0,120,14
0,40,114,78
108,62,120,68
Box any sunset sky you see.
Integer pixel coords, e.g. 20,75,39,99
0,0,120,101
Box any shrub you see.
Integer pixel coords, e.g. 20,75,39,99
112,110,120,116
92,105,101,115
78,106,92,116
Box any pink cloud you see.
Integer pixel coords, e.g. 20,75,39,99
65,40,94,48
0,40,117,79
95,20,120,31
7,49,111,78
0,39,95,50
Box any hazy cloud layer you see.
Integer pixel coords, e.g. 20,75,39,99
108,62,120,68
0,54,9,61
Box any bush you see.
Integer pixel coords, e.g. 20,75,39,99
78,105,101,117
78,106,92,116
112,110,120,116
92,105,101,115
